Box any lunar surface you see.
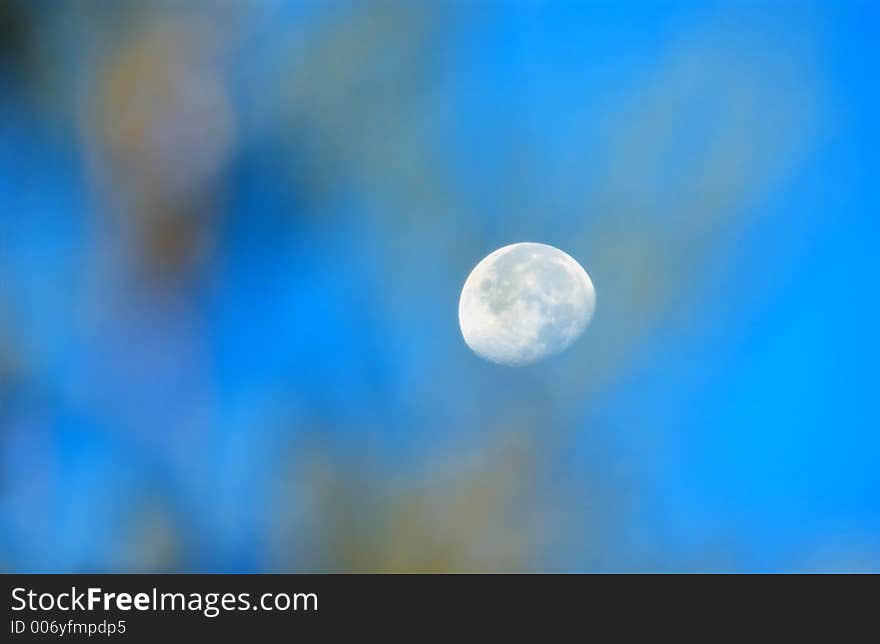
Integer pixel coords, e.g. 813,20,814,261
458,243,595,366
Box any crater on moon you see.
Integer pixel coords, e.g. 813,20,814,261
458,243,595,366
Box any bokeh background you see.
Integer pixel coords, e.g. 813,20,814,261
1,0,877,573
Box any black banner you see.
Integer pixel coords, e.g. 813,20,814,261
2,573,863,640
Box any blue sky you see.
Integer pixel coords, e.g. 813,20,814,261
1,1,877,571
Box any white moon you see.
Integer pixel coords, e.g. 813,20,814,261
458,242,595,366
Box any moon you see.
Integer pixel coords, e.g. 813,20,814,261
458,242,595,366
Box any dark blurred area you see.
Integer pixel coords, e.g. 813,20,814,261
1,1,878,572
